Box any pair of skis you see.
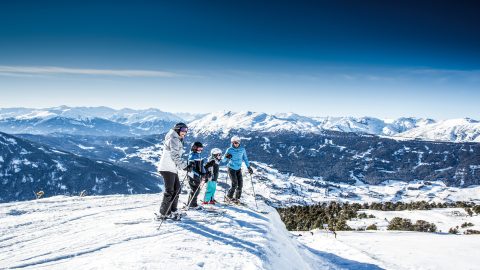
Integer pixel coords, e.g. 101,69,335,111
223,198,269,214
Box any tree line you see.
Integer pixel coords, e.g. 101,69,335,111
277,201,480,232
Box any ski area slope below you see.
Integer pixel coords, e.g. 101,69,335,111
297,230,480,270
0,194,378,270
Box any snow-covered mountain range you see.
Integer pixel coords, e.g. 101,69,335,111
1,106,479,142
189,111,480,143
0,106,187,136
0,105,182,122
398,118,480,143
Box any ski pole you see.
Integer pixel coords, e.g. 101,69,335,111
249,173,258,210
158,173,188,230
223,169,229,201
185,177,207,210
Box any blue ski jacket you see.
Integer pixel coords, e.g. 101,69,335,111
188,151,206,179
222,144,250,170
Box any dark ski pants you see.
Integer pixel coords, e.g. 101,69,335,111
159,171,181,215
227,168,243,199
188,177,201,207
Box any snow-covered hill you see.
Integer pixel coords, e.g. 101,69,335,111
2,183,478,269
395,118,480,142
0,132,162,202
0,194,347,270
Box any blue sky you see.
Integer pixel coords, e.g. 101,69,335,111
0,0,479,119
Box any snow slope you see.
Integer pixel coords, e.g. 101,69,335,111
3,194,478,270
0,192,345,270
297,230,480,270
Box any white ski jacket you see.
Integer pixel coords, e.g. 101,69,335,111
158,129,187,174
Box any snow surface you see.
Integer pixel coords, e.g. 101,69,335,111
1,194,339,270
297,230,480,270
3,188,478,269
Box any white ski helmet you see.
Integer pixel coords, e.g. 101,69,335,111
211,148,222,156
231,135,241,143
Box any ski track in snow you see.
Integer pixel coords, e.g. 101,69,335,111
0,194,380,270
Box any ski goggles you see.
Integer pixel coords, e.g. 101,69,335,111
232,141,240,145
179,127,188,133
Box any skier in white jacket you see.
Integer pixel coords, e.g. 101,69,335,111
157,122,190,220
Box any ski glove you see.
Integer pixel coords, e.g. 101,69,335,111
205,159,216,168
248,167,253,174
225,153,232,159
184,163,194,172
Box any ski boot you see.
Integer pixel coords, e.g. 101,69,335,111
224,196,234,204
170,211,182,221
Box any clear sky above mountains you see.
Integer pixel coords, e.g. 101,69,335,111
0,0,478,119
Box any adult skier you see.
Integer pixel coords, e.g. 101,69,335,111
203,148,223,205
157,123,190,221
186,141,207,209
223,136,253,204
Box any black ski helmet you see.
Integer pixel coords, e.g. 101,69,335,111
191,141,204,151
173,122,188,134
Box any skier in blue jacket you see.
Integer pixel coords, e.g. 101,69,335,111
223,136,253,203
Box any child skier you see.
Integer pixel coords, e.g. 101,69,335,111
223,136,253,204
186,141,207,209
203,148,223,205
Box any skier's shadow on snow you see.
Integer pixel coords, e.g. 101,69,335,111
303,245,386,270
219,212,265,231
220,205,269,222
177,221,265,257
